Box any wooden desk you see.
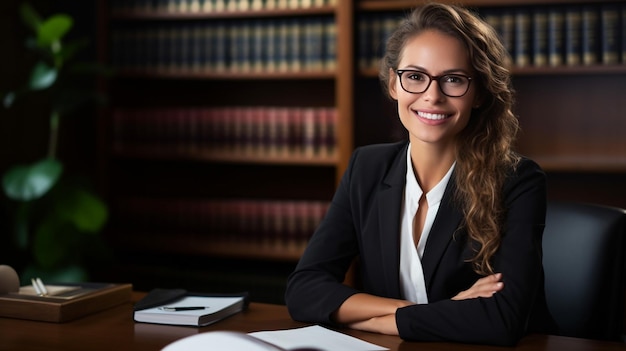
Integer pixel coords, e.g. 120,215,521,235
1,293,624,351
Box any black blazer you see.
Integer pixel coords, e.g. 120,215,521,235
285,141,554,346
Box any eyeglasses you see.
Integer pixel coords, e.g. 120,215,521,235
395,69,473,97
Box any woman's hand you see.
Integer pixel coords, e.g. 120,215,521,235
347,314,399,335
452,273,504,300
332,293,412,335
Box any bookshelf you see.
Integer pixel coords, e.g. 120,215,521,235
97,0,352,299
97,0,626,300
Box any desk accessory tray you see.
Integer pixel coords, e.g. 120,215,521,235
0,282,132,322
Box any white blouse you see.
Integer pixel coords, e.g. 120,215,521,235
399,144,455,304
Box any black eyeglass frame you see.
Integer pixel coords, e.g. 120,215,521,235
395,69,473,97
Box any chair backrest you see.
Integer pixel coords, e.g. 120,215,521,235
542,201,626,341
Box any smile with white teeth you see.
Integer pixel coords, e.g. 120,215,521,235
417,111,449,120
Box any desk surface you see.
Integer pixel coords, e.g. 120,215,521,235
1,293,624,351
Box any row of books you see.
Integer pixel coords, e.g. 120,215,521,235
112,106,337,158
111,0,337,14
110,18,336,73
116,198,330,247
484,4,626,67
358,3,626,71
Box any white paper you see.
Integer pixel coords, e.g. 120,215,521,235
162,331,282,351
249,325,389,351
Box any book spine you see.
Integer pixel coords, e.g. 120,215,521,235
357,14,371,71
289,19,302,71
500,10,515,60
532,8,548,66
278,20,289,72
600,4,620,65
565,6,582,66
324,17,336,71
215,22,227,72
623,5,626,64
514,8,531,67
581,5,599,65
548,7,564,67
252,20,265,72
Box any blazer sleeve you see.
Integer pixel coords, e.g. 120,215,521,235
284,147,363,324
395,158,547,346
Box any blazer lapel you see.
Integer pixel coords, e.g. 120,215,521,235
377,144,408,297
421,175,463,289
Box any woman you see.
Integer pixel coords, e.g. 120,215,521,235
285,2,554,346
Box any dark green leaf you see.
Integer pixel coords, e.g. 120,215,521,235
19,3,42,33
37,14,73,48
13,202,31,250
3,91,16,108
2,159,63,201
29,61,58,90
54,187,108,233
33,217,74,268
57,38,89,62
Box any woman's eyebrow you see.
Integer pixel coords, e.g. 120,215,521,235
400,65,471,75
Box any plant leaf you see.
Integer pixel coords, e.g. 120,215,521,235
19,3,42,33
37,14,73,49
29,61,58,90
2,159,63,201
55,187,108,233
33,216,74,269
3,91,17,108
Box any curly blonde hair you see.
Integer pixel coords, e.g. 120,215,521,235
379,3,520,275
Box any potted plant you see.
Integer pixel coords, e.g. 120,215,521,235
2,3,110,284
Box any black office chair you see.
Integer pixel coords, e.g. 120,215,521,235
542,201,626,341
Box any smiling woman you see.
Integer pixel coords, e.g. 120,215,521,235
285,2,555,346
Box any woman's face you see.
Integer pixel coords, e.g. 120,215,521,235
389,29,479,150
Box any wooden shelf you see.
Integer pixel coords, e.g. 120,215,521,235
531,156,626,173
116,69,338,80
110,6,336,20
112,146,339,166
109,233,306,262
513,65,626,76
357,0,626,11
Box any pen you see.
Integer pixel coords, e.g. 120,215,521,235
159,306,208,312
31,277,48,296
35,277,49,296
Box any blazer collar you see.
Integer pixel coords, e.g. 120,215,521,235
377,143,409,297
421,177,463,289
377,143,463,296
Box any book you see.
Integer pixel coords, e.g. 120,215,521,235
0,282,132,322
162,325,388,351
133,289,249,327
601,4,620,65
565,6,582,66
514,9,531,67
581,5,599,65
548,7,565,66
532,8,548,66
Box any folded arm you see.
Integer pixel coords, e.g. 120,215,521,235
334,273,504,335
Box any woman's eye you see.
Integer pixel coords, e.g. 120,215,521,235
407,72,426,81
444,75,463,84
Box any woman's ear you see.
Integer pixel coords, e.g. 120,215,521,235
388,68,398,100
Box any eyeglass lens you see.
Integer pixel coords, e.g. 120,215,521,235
398,70,470,97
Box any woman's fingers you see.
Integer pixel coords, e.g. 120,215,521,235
452,273,504,300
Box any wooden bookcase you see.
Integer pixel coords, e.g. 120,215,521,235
97,0,353,300
96,0,626,301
